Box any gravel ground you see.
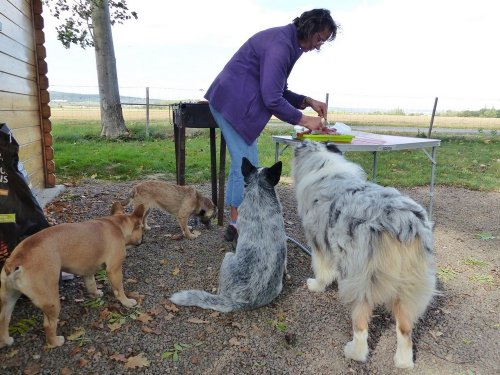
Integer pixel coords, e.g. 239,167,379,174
1,180,499,375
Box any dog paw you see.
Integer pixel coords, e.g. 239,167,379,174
344,340,369,362
0,336,14,347
307,278,325,292
394,350,414,369
47,336,65,348
121,298,137,308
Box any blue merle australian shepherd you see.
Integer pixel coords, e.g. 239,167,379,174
292,140,436,369
170,157,287,312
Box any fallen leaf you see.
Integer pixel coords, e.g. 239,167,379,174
6,349,18,358
148,305,164,316
126,278,138,284
159,259,168,265
23,363,41,375
209,311,220,318
228,337,240,346
70,346,82,356
172,267,180,276
205,325,216,334
78,358,89,367
188,317,210,324
136,313,152,323
231,322,242,329
141,326,153,334
429,330,443,339
164,303,179,313
164,313,175,321
60,367,73,375
108,322,123,332
110,353,127,363
99,308,110,320
171,234,183,241
124,353,150,369
67,327,86,341
190,355,200,364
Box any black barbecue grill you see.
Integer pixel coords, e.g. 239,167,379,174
172,102,226,226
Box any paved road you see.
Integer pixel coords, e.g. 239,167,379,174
350,126,489,134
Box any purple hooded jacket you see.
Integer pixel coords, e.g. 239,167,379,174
204,23,306,145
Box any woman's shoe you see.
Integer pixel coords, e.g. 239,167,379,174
224,225,238,242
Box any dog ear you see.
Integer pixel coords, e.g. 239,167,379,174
265,161,282,186
325,142,342,154
241,157,257,178
111,201,124,215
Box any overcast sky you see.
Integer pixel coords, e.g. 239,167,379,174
43,0,500,111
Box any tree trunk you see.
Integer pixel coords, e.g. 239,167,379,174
91,0,129,138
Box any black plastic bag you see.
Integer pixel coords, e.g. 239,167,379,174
0,123,50,262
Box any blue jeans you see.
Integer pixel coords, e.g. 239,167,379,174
209,105,258,207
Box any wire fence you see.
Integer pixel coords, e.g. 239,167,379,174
48,86,500,131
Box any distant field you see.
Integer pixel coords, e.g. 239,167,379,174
49,106,500,130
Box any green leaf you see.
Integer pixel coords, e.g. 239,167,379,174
161,351,173,360
437,267,458,281
474,232,496,241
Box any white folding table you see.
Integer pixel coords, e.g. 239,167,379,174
273,132,441,216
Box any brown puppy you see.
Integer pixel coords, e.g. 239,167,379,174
0,202,145,348
121,180,216,239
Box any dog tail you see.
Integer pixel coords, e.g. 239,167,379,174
2,261,24,284
170,290,245,313
340,233,436,321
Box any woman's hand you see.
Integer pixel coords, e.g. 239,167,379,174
302,97,328,118
298,115,327,132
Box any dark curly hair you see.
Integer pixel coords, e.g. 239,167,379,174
293,8,338,42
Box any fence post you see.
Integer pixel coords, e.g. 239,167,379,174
428,97,438,138
325,93,330,122
146,87,150,138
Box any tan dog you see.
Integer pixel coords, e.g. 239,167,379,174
0,202,145,348
121,180,216,239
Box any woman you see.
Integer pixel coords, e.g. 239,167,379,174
205,8,338,241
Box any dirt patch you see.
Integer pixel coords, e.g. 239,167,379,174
1,181,498,374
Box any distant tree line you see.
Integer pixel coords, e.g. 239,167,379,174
440,107,500,118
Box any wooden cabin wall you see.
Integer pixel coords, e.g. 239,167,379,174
0,0,54,190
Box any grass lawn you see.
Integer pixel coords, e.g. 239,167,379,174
51,121,500,192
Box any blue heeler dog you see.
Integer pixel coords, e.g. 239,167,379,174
293,140,436,369
170,157,288,312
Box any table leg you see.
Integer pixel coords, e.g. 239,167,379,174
217,134,226,226
210,128,217,206
372,151,378,182
286,236,311,257
429,147,437,219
